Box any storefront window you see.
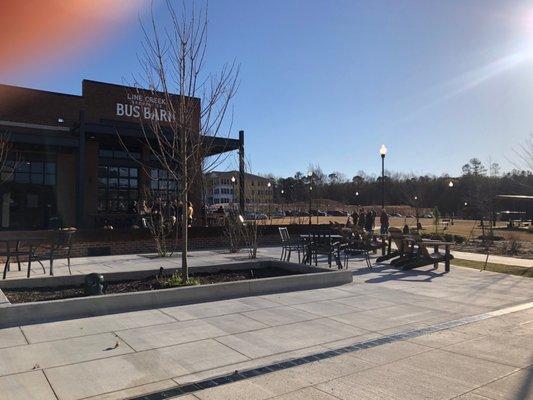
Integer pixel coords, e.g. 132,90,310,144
98,166,139,212
12,160,56,186
150,168,178,200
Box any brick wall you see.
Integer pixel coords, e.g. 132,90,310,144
56,224,327,258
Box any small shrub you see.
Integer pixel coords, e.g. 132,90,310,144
157,272,200,288
502,237,521,256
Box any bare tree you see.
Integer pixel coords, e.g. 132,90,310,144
512,134,533,172
0,133,15,184
132,1,239,281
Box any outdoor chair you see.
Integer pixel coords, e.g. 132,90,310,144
387,227,417,267
342,232,372,269
404,232,454,271
31,230,76,277
278,227,303,263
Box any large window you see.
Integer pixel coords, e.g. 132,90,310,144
99,148,141,160
98,166,138,212
8,160,56,186
150,169,178,199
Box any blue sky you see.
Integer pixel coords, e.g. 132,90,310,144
2,0,533,178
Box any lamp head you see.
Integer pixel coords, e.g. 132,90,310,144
379,144,388,157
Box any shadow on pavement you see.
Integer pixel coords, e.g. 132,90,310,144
353,263,447,283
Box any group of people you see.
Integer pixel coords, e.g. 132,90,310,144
348,208,389,234
132,198,194,228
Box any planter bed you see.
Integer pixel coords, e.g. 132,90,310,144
4,267,300,304
0,260,353,328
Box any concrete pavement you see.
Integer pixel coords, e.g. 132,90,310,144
0,249,531,400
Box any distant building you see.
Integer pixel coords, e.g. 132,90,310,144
205,171,273,207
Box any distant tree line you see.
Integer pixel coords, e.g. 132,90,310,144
268,159,533,218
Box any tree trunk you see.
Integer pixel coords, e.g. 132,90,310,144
180,128,189,282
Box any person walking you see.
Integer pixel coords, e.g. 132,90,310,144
380,208,389,234
365,209,374,233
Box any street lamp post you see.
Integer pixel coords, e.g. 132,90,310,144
231,176,236,211
267,181,272,224
379,145,388,210
280,189,284,216
308,171,313,226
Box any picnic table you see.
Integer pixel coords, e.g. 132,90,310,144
403,236,454,272
0,230,75,279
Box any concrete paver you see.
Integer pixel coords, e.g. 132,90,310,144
0,332,132,376
0,371,57,400
45,338,249,400
0,326,27,348
115,313,267,351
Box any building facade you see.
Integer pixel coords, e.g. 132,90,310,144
205,171,273,207
0,80,243,229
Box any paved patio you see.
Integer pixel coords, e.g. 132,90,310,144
0,248,532,399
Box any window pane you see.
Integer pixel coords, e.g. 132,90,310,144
119,178,129,188
15,173,30,183
31,162,43,173
44,162,55,174
119,167,129,177
130,179,138,188
18,162,30,173
98,177,107,188
108,178,118,188
44,174,55,186
30,173,43,184
99,149,113,158
129,168,138,177
114,150,127,159
108,167,119,178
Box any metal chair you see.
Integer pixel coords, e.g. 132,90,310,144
279,227,302,263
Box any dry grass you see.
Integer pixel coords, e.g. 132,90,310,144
452,258,533,278
262,216,533,242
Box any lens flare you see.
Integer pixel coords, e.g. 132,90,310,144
0,0,145,74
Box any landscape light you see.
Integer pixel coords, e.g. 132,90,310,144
355,191,359,196
230,176,236,183
449,181,454,188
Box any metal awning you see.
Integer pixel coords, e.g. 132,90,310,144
82,121,240,156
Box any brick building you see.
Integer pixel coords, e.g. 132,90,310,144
0,80,244,229
205,171,273,207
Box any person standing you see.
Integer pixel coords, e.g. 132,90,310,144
351,209,359,227
380,208,389,234
365,209,374,233
187,201,194,227
358,208,366,230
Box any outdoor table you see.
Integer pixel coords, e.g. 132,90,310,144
404,237,454,272
299,234,343,267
